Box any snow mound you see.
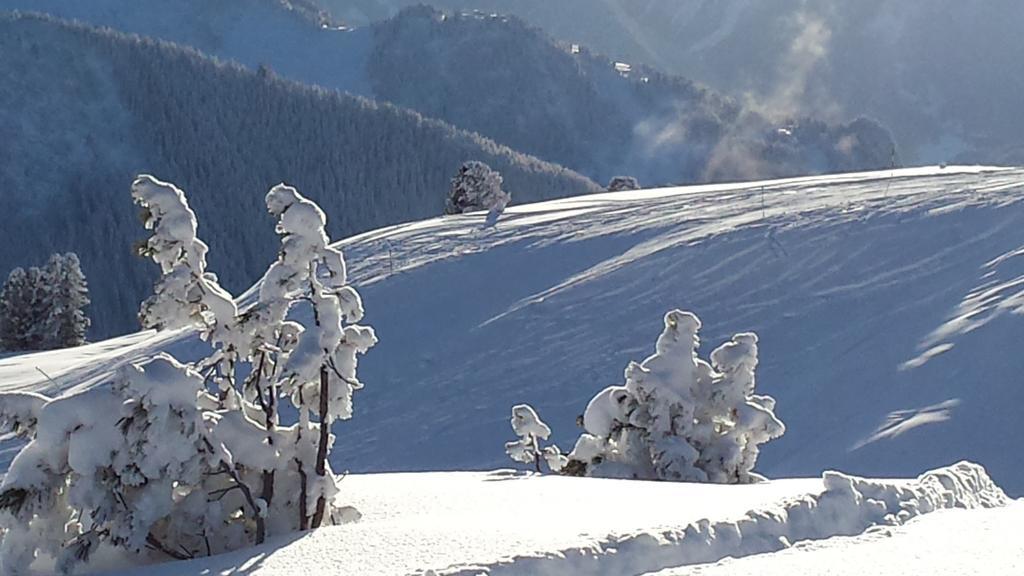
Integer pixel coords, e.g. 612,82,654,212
434,462,1007,575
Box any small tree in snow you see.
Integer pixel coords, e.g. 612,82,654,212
260,184,377,529
0,254,91,352
445,161,511,215
0,175,374,573
562,310,785,483
0,268,34,351
607,176,640,192
505,404,565,473
41,253,91,349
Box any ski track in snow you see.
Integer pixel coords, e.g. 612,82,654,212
4,166,1024,494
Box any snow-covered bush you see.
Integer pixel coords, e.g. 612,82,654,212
0,355,264,574
0,253,90,352
0,176,375,573
505,404,566,473
563,310,785,483
445,161,511,215
607,176,640,192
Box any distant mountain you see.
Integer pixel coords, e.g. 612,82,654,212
0,0,898,187
0,12,598,338
325,0,1024,166
367,6,896,185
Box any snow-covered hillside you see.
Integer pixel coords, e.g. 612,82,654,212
3,166,1024,496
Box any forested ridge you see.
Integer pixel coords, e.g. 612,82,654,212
0,12,598,337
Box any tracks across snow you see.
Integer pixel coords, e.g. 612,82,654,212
5,166,1024,492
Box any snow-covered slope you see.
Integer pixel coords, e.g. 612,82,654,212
3,166,1024,495
94,463,1010,575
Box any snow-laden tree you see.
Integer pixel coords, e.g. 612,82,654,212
445,161,511,215
0,355,269,574
41,253,91,348
563,310,785,483
0,176,374,573
607,176,640,192
505,404,566,473
259,184,377,529
0,268,34,351
132,176,237,336
0,255,91,352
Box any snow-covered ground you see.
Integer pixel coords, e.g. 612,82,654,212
651,501,1024,576
2,165,1024,574
92,463,1010,576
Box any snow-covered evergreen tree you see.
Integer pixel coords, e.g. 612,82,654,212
0,268,33,351
607,176,640,192
0,256,90,352
260,183,377,529
132,176,238,335
0,355,269,574
445,161,511,215
41,253,91,349
22,267,48,351
563,310,785,483
505,404,565,473
0,176,375,572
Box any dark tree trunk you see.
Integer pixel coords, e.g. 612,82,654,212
297,458,310,530
311,365,331,528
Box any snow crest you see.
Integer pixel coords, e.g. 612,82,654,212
432,461,1007,576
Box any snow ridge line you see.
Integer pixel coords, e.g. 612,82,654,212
429,461,1007,576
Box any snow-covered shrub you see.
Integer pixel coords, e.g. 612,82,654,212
505,404,566,473
0,176,375,573
607,176,640,192
0,355,272,574
563,310,785,483
445,161,511,215
0,254,91,352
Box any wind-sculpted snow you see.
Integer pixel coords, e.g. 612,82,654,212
434,462,1007,576
652,501,1024,576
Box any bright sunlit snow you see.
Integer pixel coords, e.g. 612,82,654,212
1,167,1023,574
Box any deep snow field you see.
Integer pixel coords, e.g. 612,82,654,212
2,166,1024,573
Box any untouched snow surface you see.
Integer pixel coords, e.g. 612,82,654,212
3,166,1024,494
